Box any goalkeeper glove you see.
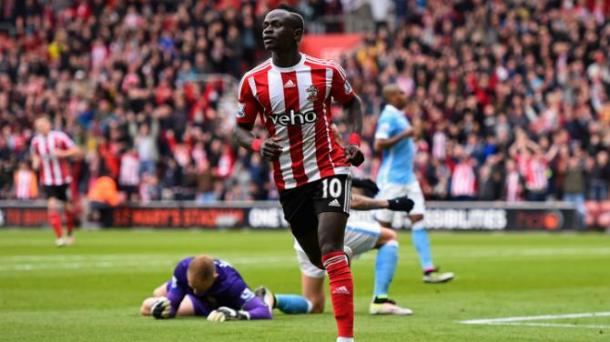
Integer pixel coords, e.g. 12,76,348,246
151,297,172,319
207,307,250,322
387,196,415,212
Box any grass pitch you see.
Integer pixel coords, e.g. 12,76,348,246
1,229,609,341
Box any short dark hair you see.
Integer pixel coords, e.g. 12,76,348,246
289,12,304,31
275,6,304,31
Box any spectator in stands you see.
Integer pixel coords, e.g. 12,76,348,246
0,0,607,234
562,154,588,228
524,149,552,202
88,168,123,228
450,146,477,201
589,151,610,200
13,161,38,200
504,159,524,202
478,154,504,201
140,172,162,203
118,147,140,202
130,112,160,176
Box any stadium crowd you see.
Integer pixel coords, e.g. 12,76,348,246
0,0,609,217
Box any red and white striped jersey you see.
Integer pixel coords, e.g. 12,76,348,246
30,130,75,186
119,152,140,186
236,54,354,191
14,170,38,199
450,162,477,197
505,171,522,202
525,158,548,191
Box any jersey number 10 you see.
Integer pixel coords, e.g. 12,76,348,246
322,178,342,199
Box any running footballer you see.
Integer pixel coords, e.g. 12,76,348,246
233,9,364,342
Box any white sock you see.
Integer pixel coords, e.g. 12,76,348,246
337,337,354,342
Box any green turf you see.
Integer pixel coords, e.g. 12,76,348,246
1,229,609,341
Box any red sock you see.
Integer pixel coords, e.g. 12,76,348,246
49,212,63,239
323,251,354,338
65,210,74,236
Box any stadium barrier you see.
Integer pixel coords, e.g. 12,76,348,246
0,200,597,231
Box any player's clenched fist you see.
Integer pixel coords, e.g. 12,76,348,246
260,136,282,161
207,307,250,322
344,145,365,166
151,297,172,319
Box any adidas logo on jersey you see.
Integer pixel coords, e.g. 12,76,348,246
328,199,341,207
332,286,351,295
284,79,296,88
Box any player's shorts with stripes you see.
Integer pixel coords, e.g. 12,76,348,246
279,174,352,236
295,219,381,278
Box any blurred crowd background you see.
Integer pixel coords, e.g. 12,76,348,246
0,0,609,219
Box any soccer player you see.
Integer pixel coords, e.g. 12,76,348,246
30,116,81,247
256,183,415,316
140,255,271,321
374,85,454,283
233,9,364,342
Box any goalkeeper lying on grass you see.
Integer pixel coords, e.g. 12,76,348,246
140,255,271,321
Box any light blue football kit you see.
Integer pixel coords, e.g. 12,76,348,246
374,104,434,272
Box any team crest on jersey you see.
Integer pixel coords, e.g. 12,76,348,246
306,85,318,102
237,103,246,118
344,81,352,94
240,288,255,301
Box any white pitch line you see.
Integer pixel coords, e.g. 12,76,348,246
0,253,292,262
436,247,610,259
498,322,610,329
0,256,291,272
3,247,610,264
0,260,174,272
460,312,610,325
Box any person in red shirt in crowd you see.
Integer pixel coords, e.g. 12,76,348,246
450,146,477,200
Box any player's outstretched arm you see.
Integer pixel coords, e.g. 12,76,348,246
350,194,414,213
350,193,389,210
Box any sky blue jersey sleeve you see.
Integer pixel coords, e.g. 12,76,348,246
375,113,396,140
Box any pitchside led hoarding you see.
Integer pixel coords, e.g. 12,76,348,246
0,201,586,231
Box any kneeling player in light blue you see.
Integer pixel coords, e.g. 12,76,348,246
374,85,454,283
257,187,415,315
140,255,271,321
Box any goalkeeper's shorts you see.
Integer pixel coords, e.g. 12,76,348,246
294,220,381,278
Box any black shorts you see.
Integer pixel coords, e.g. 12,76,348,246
43,185,70,202
279,174,352,236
